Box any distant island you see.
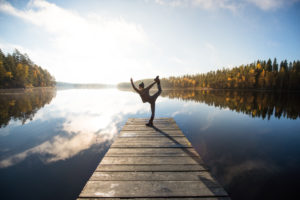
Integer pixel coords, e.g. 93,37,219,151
0,49,55,89
118,58,300,90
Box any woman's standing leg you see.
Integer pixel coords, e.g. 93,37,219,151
148,101,155,125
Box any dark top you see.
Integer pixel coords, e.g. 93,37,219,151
131,81,156,103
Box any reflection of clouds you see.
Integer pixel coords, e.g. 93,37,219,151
221,159,279,185
0,130,109,168
200,110,219,131
0,120,23,137
0,89,148,168
171,102,194,117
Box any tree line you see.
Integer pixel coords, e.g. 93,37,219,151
0,49,55,89
161,58,300,90
118,58,300,90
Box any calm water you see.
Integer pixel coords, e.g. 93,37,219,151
0,88,300,200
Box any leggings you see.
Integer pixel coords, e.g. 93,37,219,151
149,83,162,123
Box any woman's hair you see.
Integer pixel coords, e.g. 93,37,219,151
139,82,144,88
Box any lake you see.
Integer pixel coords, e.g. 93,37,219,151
0,88,299,200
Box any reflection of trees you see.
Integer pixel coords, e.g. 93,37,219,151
0,88,56,127
161,90,300,120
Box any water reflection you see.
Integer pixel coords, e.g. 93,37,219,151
0,88,56,128
0,88,299,200
161,89,300,120
0,89,149,168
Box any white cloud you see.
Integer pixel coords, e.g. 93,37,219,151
152,0,239,12
247,0,300,10
0,0,153,83
152,0,300,11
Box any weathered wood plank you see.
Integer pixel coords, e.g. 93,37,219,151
125,122,177,126
119,134,185,138
100,156,203,165
122,124,180,131
113,137,190,143
112,137,192,148
120,130,183,134
119,130,184,137
106,148,200,157
111,143,191,148
96,164,207,172
126,119,176,123
79,180,228,198
78,197,231,200
90,171,217,182
128,118,175,122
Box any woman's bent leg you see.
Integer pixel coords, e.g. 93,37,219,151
153,82,162,100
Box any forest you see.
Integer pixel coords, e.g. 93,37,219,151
118,58,300,90
0,49,55,89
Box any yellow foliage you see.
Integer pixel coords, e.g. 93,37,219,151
5,72,13,78
256,63,262,70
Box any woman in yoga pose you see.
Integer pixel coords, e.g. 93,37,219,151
130,76,162,126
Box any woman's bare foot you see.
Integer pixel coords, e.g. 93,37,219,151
154,76,160,84
146,122,153,127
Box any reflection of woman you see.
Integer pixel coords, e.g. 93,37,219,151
130,76,162,126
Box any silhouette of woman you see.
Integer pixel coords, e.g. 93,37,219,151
130,76,162,126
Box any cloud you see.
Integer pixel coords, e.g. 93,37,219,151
152,0,300,11
153,0,238,12
247,0,300,10
0,0,152,83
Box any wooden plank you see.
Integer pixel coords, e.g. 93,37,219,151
119,130,184,137
128,118,175,122
120,130,184,134
125,121,177,125
79,180,228,198
78,197,231,200
96,164,207,172
90,171,217,182
100,156,203,165
113,137,190,144
112,137,192,148
106,148,200,157
111,143,191,148
125,119,176,125
122,124,180,131
118,134,185,138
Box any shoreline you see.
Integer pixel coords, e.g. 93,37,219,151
0,87,55,94
117,87,300,93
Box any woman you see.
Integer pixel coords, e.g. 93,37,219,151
130,76,162,126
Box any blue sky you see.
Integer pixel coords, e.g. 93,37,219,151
0,0,299,83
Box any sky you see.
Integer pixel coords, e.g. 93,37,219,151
0,0,299,84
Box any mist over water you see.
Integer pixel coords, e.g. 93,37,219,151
0,88,299,200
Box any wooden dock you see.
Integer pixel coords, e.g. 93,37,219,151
78,118,230,199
